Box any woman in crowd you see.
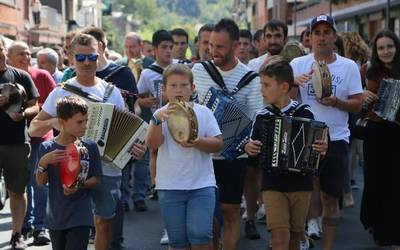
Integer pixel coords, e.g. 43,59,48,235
360,29,400,247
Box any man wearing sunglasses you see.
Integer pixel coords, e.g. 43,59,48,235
29,33,146,250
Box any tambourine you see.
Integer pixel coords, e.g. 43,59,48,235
311,61,332,99
167,99,198,144
60,143,89,188
280,42,305,63
0,82,27,113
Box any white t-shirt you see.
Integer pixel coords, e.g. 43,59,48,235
248,53,269,73
42,77,126,176
290,53,363,142
155,103,221,190
192,60,263,120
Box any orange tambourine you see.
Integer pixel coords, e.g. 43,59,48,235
60,144,81,188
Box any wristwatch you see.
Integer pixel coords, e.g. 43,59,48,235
150,115,163,126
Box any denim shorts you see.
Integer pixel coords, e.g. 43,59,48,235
91,175,121,219
158,187,216,248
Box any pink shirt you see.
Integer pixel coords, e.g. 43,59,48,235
28,67,56,143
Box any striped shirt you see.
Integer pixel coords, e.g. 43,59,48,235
192,61,263,120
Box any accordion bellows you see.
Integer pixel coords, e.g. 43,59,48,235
83,102,148,169
373,78,400,125
259,116,327,176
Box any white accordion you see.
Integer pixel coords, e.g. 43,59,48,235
83,102,148,169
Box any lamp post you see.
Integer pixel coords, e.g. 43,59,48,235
386,0,391,29
294,0,297,37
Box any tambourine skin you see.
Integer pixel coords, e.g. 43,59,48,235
0,82,27,113
280,42,305,63
311,61,332,99
60,144,81,188
167,100,198,144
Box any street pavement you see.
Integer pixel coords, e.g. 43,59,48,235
0,167,389,249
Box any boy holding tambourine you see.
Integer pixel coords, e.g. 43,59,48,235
36,96,102,250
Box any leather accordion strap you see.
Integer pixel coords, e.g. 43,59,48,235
147,64,164,75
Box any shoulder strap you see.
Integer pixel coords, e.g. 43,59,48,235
200,60,227,92
103,65,128,82
287,103,310,116
265,104,283,116
147,64,164,75
61,82,100,102
102,81,115,103
232,70,259,95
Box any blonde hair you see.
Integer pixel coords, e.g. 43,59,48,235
162,64,193,85
340,32,370,64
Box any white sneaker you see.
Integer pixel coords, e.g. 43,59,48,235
160,229,169,245
241,209,248,220
300,239,310,250
307,219,321,240
317,216,323,233
343,192,355,208
256,204,265,221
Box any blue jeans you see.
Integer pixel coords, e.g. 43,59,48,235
92,176,121,219
158,187,216,248
121,150,150,204
24,143,48,231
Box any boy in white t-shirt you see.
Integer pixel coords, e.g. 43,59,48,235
146,64,223,250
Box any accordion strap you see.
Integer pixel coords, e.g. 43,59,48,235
200,60,258,95
61,79,115,103
265,103,310,117
288,103,310,116
147,64,164,75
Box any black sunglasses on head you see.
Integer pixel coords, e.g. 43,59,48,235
75,54,98,62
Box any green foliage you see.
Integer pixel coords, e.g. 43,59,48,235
103,0,232,54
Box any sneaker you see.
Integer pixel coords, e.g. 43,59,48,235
21,226,33,240
149,185,158,200
160,229,169,245
10,233,27,250
343,192,355,208
32,230,50,246
300,236,315,250
133,200,148,212
244,220,260,240
307,219,321,240
241,209,247,220
256,204,265,221
317,216,323,233
350,179,359,190
88,227,95,244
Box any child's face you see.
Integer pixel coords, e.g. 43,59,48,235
260,74,288,105
163,74,194,102
59,112,88,138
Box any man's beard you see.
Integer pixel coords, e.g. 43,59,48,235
268,44,284,56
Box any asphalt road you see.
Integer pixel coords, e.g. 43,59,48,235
0,166,389,250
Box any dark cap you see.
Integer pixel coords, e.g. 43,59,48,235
310,14,336,32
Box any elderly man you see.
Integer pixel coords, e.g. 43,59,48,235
7,41,56,247
37,48,63,84
0,38,40,250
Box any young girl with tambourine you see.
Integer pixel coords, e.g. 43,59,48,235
36,96,102,250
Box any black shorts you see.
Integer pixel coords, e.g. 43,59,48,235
213,158,247,204
319,140,350,198
49,226,90,250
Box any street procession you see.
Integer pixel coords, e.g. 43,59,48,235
0,0,400,249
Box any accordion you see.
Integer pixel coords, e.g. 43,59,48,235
259,116,327,176
83,102,148,169
373,78,400,125
202,87,252,160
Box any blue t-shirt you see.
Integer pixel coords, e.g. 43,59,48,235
38,139,102,230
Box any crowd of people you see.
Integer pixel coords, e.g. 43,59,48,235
0,12,399,250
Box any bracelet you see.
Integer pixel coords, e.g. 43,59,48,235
37,165,48,173
150,115,163,126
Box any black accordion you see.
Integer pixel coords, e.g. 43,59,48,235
259,116,327,176
373,78,400,125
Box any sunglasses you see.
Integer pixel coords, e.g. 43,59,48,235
75,54,98,62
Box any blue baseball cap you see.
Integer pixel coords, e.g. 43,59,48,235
310,14,336,32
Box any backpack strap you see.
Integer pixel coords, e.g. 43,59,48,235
103,65,128,82
287,103,310,116
200,60,227,92
231,70,259,95
147,64,164,75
